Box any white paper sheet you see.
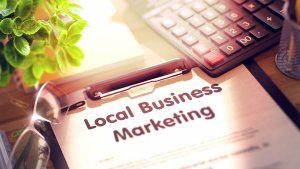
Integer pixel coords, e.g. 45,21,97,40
52,65,300,169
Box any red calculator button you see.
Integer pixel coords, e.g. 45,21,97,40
192,42,211,56
204,51,225,66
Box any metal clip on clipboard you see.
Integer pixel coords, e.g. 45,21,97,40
63,58,191,111
85,58,191,101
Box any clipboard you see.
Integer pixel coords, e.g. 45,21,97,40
41,58,300,169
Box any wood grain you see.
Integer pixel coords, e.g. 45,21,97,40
255,46,300,112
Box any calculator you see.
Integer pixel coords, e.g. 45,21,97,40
128,0,284,76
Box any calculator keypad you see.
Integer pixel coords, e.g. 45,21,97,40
192,42,211,56
182,35,199,46
253,9,282,30
237,19,256,30
211,33,229,45
145,0,284,76
204,51,225,66
188,16,205,28
220,41,241,56
242,1,261,13
249,26,268,40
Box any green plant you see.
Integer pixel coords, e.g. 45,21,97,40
0,0,87,86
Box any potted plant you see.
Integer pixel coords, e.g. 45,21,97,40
0,0,87,87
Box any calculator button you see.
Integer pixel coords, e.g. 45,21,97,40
236,34,255,47
232,0,247,5
204,50,225,66
212,17,230,29
253,8,282,30
237,19,256,30
249,26,269,39
213,2,230,14
224,25,242,38
204,0,219,6
189,16,205,28
161,18,176,29
268,0,284,18
211,33,229,45
178,8,194,20
182,35,199,46
257,0,273,6
201,8,218,20
192,42,211,56
191,1,207,13
219,41,241,56
242,1,261,13
171,25,187,37
183,0,193,4
199,24,217,36
225,11,243,22
171,3,183,11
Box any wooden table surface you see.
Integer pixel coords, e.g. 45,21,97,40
255,46,300,111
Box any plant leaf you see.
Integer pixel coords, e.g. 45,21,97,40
64,9,82,21
54,0,62,6
13,28,23,37
28,27,49,40
50,16,66,32
21,19,41,35
0,0,7,11
4,40,25,67
58,30,67,44
15,0,33,19
49,31,57,48
66,3,83,20
56,49,67,73
66,34,81,45
0,72,11,86
65,51,81,66
32,62,43,79
39,20,52,32
14,36,30,56
27,0,38,18
14,17,23,26
0,18,13,34
0,0,18,17
0,63,1,74
13,17,23,37
0,56,8,72
42,57,57,73
19,54,34,69
0,31,6,41
67,20,87,39
68,3,82,9
64,45,84,60
8,64,15,74
23,66,38,86
31,41,45,54
66,21,75,29
60,1,69,9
